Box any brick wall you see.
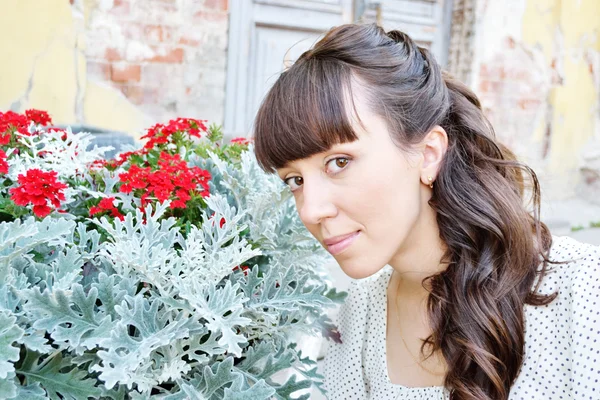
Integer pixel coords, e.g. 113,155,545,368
85,0,229,127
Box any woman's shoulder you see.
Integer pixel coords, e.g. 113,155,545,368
519,235,600,396
540,235,600,294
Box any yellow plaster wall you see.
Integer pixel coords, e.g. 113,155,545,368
522,0,600,176
0,0,148,139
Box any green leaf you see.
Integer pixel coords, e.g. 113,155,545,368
0,311,24,379
16,382,48,400
17,350,102,400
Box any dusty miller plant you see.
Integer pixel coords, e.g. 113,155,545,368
0,110,346,399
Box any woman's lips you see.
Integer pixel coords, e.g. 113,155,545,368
325,231,360,255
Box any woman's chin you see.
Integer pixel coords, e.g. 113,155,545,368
337,259,386,280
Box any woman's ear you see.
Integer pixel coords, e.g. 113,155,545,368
420,125,448,186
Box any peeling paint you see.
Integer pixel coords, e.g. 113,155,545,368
468,0,600,201
0,0,149,136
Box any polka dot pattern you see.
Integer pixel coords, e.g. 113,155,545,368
323,236,600,399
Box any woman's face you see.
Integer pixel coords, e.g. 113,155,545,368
276,90,432,279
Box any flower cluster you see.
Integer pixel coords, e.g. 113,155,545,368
230,137,253,146
25,109,52,126
118,152,211,209
89,197,125,220
140,118,207,150
0,109,52,144
8,169,67,217
0,110,72,217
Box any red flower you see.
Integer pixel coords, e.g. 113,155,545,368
209,212,226,228
230,137,252,145
232,265,250,276
0,111,29,142
0,150,8,174
25,109,52,126
89,197,125,220
118,152,211,210
9,169,68,218
0,132,10,146
89,159,108,171
140,118,207,150
46,128,68,141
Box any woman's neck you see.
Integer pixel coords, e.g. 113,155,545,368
387,204,448,297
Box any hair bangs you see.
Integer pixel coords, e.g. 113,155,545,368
252,57,361,173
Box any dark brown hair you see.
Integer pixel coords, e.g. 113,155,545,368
252,23,556,400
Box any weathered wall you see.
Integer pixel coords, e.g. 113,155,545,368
0,0,229,140
466,0,600,202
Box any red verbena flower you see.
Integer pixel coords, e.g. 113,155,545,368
0,111,29,142
9,169,68,218
232,265,250,276
89,159,108,171
209,212,226,228
46,128,68,141
0,149,8,174
89,197,125,220
230,137,252,145
118,152,211,209
140,118,208,150
25,109,52,126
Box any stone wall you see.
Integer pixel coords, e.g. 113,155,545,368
0,0,230,140
448,0,600,204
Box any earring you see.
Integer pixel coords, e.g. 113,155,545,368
427,176,434,189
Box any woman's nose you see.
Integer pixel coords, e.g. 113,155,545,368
298,178,338,225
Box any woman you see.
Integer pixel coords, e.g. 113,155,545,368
252,23,600,400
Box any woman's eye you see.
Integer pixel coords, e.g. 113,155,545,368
327,157,350,174
284,176,303,191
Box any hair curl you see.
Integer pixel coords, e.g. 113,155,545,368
252,23,557,400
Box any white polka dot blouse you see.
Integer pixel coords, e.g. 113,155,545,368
323,236,600,399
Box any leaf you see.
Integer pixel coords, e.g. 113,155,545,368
17,327,52,354
178,382,208,400
200,357,242,399
179,280,250,357
23,285,112,352
236,341,275,374
92,273,133,319
256,265,333,310
272,374,313,400
0,311,24,379
16,350,102,400
0,370,18,399
15,382,48,400
223,378,275,400
92,295,191,391
47,246,84,291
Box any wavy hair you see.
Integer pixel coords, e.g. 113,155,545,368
252,23,557,400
